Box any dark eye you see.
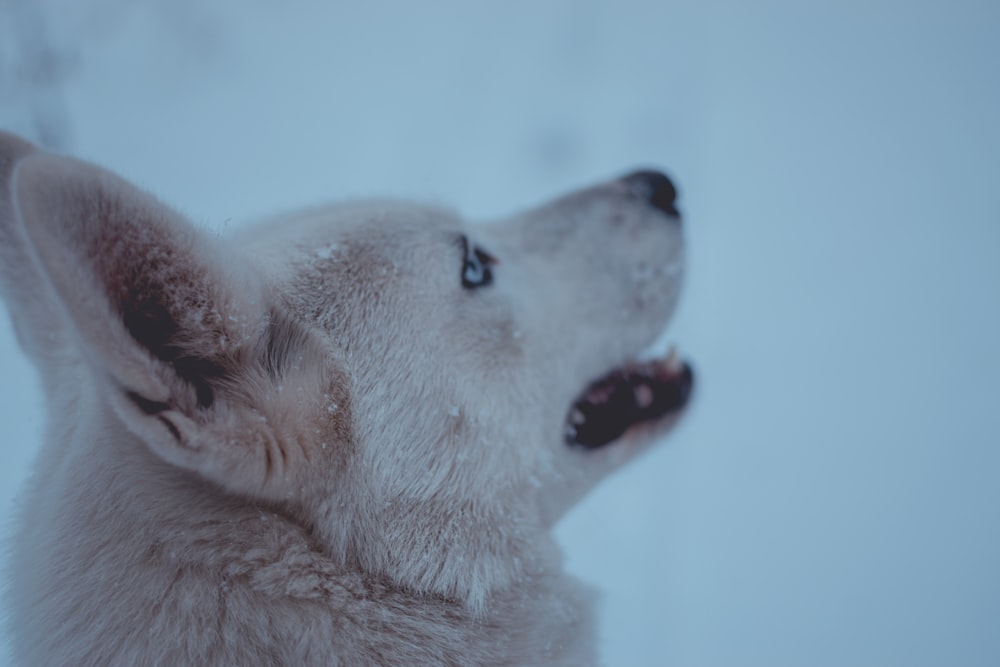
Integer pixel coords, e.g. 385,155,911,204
461,238,496,289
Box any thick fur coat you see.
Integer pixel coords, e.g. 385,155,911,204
0,131,690,665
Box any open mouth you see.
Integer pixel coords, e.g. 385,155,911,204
564,348,694,449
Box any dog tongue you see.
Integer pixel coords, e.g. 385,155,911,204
565,354,694,449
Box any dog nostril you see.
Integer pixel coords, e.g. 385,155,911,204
621,169,680,219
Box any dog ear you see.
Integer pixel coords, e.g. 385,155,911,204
0,131,62,365
9,151,284,484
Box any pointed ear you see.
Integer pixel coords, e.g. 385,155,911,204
10,152,277,479
0,131,59,363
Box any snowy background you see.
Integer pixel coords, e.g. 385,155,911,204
1,1,999,665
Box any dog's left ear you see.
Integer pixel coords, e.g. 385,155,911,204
10,151,297,489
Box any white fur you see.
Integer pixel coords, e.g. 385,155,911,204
0,130,686,666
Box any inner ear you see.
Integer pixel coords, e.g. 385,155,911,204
120,287,229,409
9,150,353,499
12,152,262,419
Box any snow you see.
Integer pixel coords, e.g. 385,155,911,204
1,1,999,665
315,243,340,260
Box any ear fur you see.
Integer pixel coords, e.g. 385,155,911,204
9,151,309,491
0,131,65,365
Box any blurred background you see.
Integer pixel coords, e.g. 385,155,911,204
1,1,998,665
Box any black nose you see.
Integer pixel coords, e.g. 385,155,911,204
621,170,679,219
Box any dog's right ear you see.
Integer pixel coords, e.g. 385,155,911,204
8,151,295,488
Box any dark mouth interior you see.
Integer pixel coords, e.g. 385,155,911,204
565,356,694,449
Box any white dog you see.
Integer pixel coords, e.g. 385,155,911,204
0,130,692,666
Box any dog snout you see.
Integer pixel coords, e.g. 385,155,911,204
620,170,680,220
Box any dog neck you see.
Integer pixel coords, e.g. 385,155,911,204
9,379,600,664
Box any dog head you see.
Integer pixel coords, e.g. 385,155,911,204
0,132,692,611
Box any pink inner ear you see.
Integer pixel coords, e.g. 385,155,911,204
119,291,227,409
11,151,240,411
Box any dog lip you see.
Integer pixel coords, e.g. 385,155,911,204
564,353,694,449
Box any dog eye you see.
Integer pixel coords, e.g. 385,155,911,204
461,238,496,289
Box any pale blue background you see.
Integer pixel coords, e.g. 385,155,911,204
1,1,998,665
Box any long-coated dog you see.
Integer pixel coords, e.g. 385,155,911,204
0,131,692,665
